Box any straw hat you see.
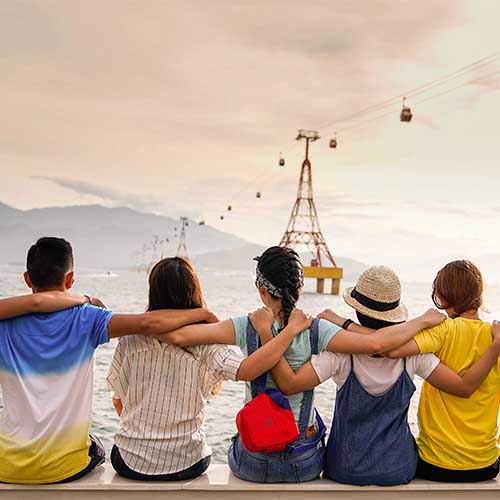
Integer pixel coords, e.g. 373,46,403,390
344,266,408,323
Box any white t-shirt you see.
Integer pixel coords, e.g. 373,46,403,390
311,352,440,395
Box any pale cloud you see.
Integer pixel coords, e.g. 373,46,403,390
1,0,500,264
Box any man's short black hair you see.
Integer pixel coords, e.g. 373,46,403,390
26,237,74,289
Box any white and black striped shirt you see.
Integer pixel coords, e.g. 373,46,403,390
106,335,242,475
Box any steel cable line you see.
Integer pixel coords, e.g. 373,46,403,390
214,53,500,223
317,52,500,131
337,67,500,137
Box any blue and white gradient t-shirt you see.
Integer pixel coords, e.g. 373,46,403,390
0,304,112,484
231,317,340,425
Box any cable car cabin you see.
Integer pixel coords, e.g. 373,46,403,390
279,157,285,167
329,138,337,148
227,205,232,211
256,192,262,199
220,215,224,220
400,106,413,122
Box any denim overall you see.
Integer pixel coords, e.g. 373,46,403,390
324,356,418,486
228,319,326,483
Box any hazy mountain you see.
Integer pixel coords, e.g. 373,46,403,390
0,203,248,268
0,201,369,280
193,243,368,282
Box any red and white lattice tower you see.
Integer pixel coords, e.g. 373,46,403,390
280,130,337,267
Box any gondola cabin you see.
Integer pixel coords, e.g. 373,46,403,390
256,192,262,198
400,97,413,122
227,205,232,211
329,138,337,148
400,107,412,122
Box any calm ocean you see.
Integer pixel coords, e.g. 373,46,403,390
1,264,499,463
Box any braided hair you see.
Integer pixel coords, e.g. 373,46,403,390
256,246,304,327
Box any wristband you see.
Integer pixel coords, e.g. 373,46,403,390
84,294,93,305
341,319,354,330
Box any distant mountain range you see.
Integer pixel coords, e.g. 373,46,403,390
0,202,369,277
0,202,247,268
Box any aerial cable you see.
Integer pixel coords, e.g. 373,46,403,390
317,52,500,130
337,67,500,137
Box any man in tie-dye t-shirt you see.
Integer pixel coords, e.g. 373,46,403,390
0,237,215,484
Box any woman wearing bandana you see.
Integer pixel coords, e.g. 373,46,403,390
158,247,448,483
254,265,500,485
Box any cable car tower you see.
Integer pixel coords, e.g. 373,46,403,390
176,216,189,258
279,129,343,295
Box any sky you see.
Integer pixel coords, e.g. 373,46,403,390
1,0,500,273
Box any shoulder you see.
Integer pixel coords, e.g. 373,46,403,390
230,316,249,331
316,318,341,351
408,352,440,378
78,304,114,320
230,316,249,349
421,317,454,336
317,318,341,335
311,350,348,383
414,317,453,350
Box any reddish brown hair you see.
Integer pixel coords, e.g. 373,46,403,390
432,260,483,318
148,257,204,311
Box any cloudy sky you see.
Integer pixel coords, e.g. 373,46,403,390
1,0,499,270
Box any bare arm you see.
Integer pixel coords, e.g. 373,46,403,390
249,307,321,394
107,308,215,339
410,320,500,398
0,292,89,319
269,358,320,395
386,340,420,358
236,309,313,381
112,397,123,416
326,309,446,355
318,309,374,335
154,318,237,346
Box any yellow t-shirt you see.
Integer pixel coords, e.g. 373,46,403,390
415,317,500,470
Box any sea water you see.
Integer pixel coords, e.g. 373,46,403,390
1,264,499,463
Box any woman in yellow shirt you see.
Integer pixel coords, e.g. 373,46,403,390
390,260,500,482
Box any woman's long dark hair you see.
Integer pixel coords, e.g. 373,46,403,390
256,246,303,327
148,257,204,311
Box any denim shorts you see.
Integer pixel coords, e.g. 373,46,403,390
228,434,325,483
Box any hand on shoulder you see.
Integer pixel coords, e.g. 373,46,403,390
204,310,220,323
249,306,274,332
287,308,313,335
317,308,345,327
89,296,107,308
420,308,447,328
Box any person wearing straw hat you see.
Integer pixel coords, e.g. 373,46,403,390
252,266,500,486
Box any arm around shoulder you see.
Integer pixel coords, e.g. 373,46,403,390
0,292,88,320
107,308,215,339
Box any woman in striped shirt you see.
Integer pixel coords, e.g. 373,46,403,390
158,246,446,483
106,256,311,481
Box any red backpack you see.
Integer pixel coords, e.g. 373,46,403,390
236,319,320,453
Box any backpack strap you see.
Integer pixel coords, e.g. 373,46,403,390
247,318,267,398
296,318,320,437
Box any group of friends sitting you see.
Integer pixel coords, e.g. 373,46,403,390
0,236,499,486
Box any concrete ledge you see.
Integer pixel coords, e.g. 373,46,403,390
0,464,499,500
